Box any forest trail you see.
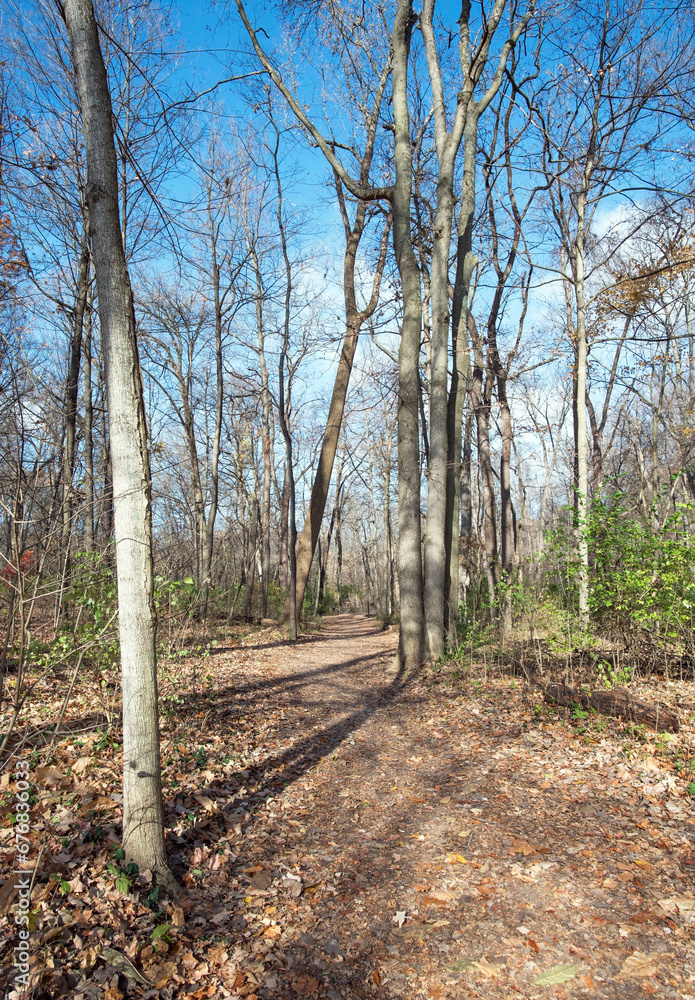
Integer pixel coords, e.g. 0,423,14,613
163,613,694,1000
10,615,694,1000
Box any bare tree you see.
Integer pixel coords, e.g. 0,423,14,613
62,0,172,883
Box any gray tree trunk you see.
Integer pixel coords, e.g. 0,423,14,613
62,0,170,882
391,0,425,670
83,288,95,554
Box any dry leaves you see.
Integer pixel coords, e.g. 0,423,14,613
620,951,660,978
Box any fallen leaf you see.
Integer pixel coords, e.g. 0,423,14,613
0,877,20,913
511,837,537,856
194,793,216,812
658,896,695,922
249,871,272,890
393,910,407,927
291,974,319,995
68,875,86,894
423,890,455,904
171,906,185,927
620,951,660,978
207,943,228,965
531,964,577,986
79,945,101,970
445,853,467,864
100,947,151,985
473,957,501,977
34,765,67,787
449,958,476,973
147,959,177,989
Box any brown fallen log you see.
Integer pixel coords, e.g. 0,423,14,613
544,682,679,733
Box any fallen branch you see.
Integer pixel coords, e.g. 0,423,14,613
544,682,679,733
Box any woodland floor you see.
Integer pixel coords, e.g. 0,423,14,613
2,613,695,999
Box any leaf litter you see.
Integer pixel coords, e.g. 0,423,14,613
1,614,694,998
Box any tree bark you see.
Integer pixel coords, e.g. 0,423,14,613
468,313,499,609
60,226,90,596
199,222,225,617
278,469,289,592
574,193,590,625
288,188,390,622
391,0,425,671
271,124,297,640
83,287,95,553
62,0,170,881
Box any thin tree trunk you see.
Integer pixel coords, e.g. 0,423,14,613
62,0,170,881
459,408,474,603
199,239,224,617
384,443,395,618
242,496,259,619
289,194,390,622
83,289,94,553
271,124,297,640
446,122,476,641
574,196,590,625
278,469,289,592
469,313,499,611
60,228,90,598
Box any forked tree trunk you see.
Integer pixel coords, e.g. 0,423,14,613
287,191,390,623
63,0,170,882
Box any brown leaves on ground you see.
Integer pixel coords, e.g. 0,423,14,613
1,614,695,999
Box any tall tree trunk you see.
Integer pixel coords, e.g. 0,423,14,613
259,308,272,619
574,196,589,625
83,289,94,553
63,0,170,880
468,314,499,611
391,0,425,670
446,122,476,642
459,408,474,602
289,192,390,623
60,227,90,598
271,125,297,640
199,247,224,617
318,489,338,613
242,496,259,619
383,443,395,618
278,469,289,592
335,493,343,605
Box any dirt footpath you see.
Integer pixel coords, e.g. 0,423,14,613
165,613,695,1000
12,614,695,999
